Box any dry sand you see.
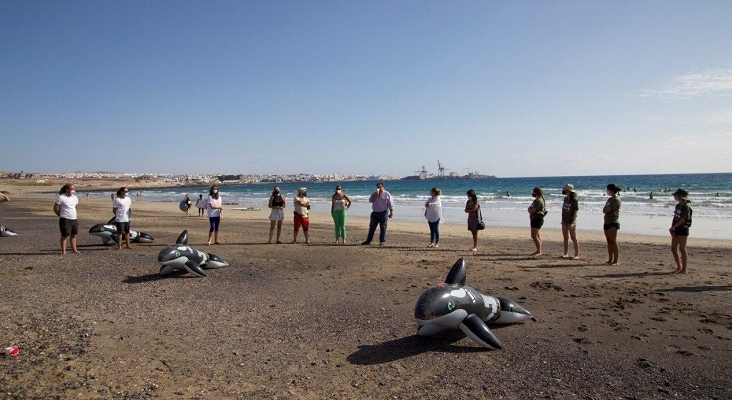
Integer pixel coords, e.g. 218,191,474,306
1,182,731,399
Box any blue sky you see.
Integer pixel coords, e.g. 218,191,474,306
2,1,731,177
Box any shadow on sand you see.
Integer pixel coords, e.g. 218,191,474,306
347,330,491,365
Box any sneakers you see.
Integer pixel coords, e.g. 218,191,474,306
361,241,371,245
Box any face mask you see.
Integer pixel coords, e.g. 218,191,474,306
336,190,342,194
70,190,75,195
213,189,218,194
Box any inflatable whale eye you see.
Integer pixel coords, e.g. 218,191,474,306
157,230,229,277
414,258,533,349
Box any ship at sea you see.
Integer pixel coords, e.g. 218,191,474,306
401,161,496,180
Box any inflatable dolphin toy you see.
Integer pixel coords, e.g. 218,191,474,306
89,217,155,245
0,225,18,237
414,258,533,349
157,230,229,277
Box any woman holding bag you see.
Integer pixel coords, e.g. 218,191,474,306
465,189,482,252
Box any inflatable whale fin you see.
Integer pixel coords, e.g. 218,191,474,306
175,230,189,245
444,258,467,286
183,260,206,277
107,216,116,224
459,314,502,349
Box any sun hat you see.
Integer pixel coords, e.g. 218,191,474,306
562,184,576,193
672,188,689,200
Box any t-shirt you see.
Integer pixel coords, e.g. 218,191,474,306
207,195,222,218
294,196,309,217
113,196,132,223
673,202,692,228
55,194,78,220
561,197,579,224
604,196,621,224
425,196,443,223
529,198,546,222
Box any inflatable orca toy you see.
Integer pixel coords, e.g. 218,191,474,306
0,225,18,237
157,230,229,277
414,258,533,349
88,217,155,245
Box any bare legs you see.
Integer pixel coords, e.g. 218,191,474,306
671,235,688,274
60,235,80,255
268,220,283,244
562,223,579,259
530,227,542,256
604,227,619,265
470,229,478,252
116,233,132,250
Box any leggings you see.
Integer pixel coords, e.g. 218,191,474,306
209,216,220,232
332,209,347,239
428,220,440,243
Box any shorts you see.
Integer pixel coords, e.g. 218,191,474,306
603,223,620,231
294,212,309,232
530,218,544,229
59,218,79,237
209,216,221,232
269,208,285,222
673,227,690,237
115,221,130,234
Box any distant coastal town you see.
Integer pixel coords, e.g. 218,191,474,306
1,162,496,187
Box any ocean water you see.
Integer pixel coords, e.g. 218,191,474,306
120,173,732,240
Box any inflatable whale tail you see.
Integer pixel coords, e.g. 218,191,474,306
136,232,155,243
204,253,229,269
175,230,188,245
444,258,466,285
0,226,18,237
494,297,533,324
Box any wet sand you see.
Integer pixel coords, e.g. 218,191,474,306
1,193,731,399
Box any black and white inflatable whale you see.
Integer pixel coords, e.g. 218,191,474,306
0,225,18,237
157,230,229,277
414,258,533,349
88,218,155,244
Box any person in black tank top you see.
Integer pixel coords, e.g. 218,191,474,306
268,186,286,243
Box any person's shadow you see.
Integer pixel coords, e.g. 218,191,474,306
347,330,490,365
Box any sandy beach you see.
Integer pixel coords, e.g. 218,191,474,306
1,180,731,399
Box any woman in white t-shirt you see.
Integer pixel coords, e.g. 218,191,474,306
206,184,223,245
53,183,80,255
112,186,133,249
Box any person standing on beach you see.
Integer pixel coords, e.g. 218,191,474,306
331,185,352,244
54,183,80,255
195,194,207,217
362,181,394,246
465,189,480,252
184,194,193,217
528,187,546,258
670,188,692,274
292,187,311,244
603,183,622,265
206,185,223,245
268,186,286,244
561,184,580,259
112,187,133,250
425,187,443,248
